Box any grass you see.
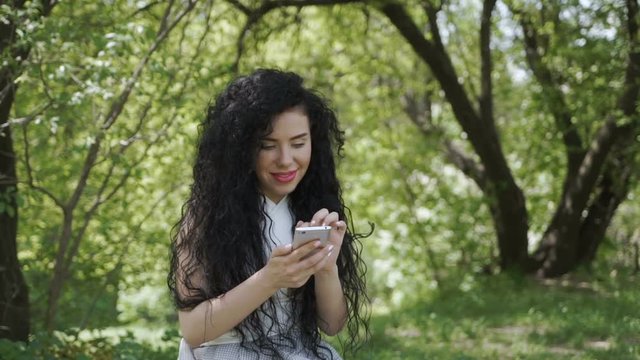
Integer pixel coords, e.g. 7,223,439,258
335,272,640,359
3,272,638,359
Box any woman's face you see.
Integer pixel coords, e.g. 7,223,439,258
256,106,312,203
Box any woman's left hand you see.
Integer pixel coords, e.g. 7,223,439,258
296,208,346,274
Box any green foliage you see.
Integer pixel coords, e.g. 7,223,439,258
0,328,180,360
13,0,232,331
5,1,639,358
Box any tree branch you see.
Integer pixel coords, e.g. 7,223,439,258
230,0,362,71
381,4,491,161
442,139,487,191
21,125,64,208
128,0,163,19
78,182,184,329
63,158,134,275
479,0,496,124
562,117,620,215
2,100,53,129
157,0,175,35
438,5,480,103
423,3,444,51
516,9,585,175
402,89,487,190
102,0,196,131
619,0,640,116
226,0,251,15
66,0,197,212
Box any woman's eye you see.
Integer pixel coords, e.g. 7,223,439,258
292,142,306,148
260,144,276,150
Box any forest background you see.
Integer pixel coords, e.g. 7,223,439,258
1,0,639,359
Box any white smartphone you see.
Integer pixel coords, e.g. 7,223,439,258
292,226,331,249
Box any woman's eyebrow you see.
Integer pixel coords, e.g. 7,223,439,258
290,132,309,140
261,132,309,141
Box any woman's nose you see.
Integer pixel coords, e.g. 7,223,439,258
277,147,293,166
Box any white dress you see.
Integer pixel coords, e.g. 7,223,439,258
177,196,342,360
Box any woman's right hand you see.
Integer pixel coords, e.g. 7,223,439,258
261,240,334,289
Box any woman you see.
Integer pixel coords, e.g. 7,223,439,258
168,69,369,359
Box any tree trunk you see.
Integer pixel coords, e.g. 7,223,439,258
576,176,624,266
0,0,30,342
0,0,57,337
488,179,531,270
577,126,638,265
529,0,640,277
44,212,74,330
576,177,619,266
0,74,30,343
534,119,623,276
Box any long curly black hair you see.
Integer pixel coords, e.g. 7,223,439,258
168,69,369,358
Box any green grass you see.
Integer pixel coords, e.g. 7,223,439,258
335,273,640,359
3,273,638,359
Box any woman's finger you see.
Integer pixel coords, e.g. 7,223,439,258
321,212,339,226
310,208,329,226
333,220,347,234
271,244,292,257
291,240,322,260
300,243,334,269
296,220,311,228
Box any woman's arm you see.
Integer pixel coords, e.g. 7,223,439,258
178,267,278,347
301,211,349,336
178,241,333,347
314,264,347,335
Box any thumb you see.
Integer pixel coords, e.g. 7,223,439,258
271,244,292,257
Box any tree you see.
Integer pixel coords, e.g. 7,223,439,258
39,0,198,331
4,0,216,331
0,0,56,342
513,1,640,275
225,0,639,277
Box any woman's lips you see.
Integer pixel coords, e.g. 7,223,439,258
272,170,297,183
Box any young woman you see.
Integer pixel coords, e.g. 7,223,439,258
168,69,369,359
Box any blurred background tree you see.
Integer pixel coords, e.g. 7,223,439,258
0,0,638,358
1,0,56,342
